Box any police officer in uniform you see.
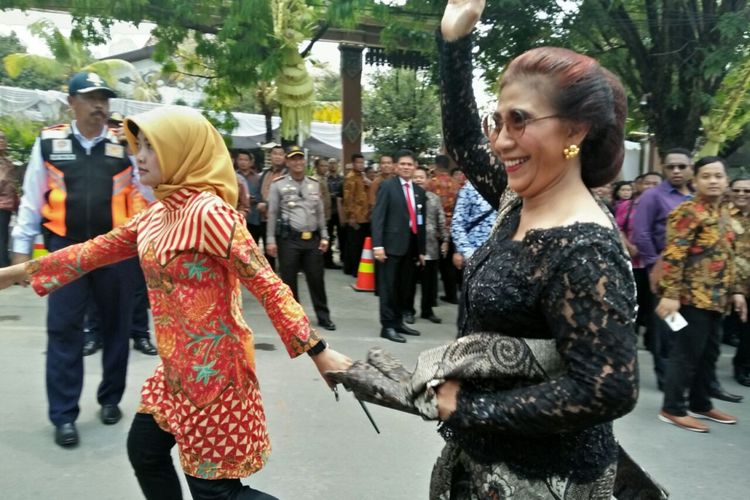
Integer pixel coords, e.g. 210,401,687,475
266,146,336,330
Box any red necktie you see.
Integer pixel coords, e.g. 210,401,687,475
404,182,417,234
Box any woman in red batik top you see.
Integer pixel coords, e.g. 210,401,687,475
0,106,351,500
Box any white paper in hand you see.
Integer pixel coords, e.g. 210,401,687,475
665,312,688,332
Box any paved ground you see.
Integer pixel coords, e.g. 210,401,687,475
1,269,750,499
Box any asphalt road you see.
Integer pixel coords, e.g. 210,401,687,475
1,269,749,499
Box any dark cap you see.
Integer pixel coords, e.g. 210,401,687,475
68,72,116,98
285,145,305,158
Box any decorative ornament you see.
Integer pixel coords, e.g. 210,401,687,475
563,144,580,160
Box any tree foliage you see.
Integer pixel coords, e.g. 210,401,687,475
373,0,750,155
698,52,750,157
2,20,159,100
0,0,370,139
0,31,66,90
363,68,441,156
0,114,44,167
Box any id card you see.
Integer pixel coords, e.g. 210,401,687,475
665,312,688,332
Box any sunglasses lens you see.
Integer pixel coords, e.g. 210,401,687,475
509,110,526,133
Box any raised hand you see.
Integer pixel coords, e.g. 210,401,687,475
441,0,486,41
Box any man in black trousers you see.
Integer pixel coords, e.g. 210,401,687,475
371,150,426,343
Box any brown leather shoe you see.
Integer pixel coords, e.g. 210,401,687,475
689,408,737,424
658,410,709,433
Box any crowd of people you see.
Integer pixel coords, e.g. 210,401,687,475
0,0,748,498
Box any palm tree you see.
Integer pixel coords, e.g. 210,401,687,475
3,20,159,102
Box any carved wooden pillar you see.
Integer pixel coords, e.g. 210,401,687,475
339,44,364,164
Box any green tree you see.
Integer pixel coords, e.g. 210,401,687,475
697,53,750,157
0,114,44,167
374,0,750,154
0,31,66,90
3,20,159,101
0,0,371,139
363,68,441,155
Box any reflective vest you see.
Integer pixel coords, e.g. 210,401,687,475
39,124,135,242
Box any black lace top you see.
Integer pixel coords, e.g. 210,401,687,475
437,33,638,483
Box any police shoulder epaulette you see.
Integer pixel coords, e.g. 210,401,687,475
40,123,71,140
272,175,288,182
306,175,319,182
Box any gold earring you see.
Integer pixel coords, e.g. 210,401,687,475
563,144,580,160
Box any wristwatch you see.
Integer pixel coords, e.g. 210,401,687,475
307,339,328,357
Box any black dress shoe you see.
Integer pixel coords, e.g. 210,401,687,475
403,312,415,324
54,423,79,447
82,339,101,356
380,328,406,343
709,387,744,403
318,319,337,331
100,404,122,425
133,338,158,356
440,295,458,305
737,374,750,387
421,313,442,324
395,324,421,336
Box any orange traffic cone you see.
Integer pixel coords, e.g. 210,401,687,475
351,236,375,292
32,235,48,259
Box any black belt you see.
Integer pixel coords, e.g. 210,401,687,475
286,230,320,240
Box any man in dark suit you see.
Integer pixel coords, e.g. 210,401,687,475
371,150,426,343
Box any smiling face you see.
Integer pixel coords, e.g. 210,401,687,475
489,78,588,198
135,130,163,187
693,161,728,201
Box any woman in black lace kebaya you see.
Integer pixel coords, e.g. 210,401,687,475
430,1,639,497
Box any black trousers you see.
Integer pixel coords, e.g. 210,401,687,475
662,305,721,416
248,223,263,249
324,212,338,266
727,310,750,376
85,268,151,342
377,237,417,328
46,234,137,425
344,223,369,276
277,235,330,323
437,240,458,300
258,221,276,271
0,209,10,267
127,413,278,500
421,259,439,315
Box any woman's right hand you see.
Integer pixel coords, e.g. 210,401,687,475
0,263,29,290
441,0,486,42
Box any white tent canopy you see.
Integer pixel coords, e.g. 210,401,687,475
0,85,374,156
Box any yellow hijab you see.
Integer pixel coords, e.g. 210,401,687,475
124,106,238,207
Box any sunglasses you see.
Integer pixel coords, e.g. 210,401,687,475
663,163,689,171
732,188,750,194
482,109,560,140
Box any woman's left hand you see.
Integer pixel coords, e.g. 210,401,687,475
313,347,352,388
436,380,461,420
